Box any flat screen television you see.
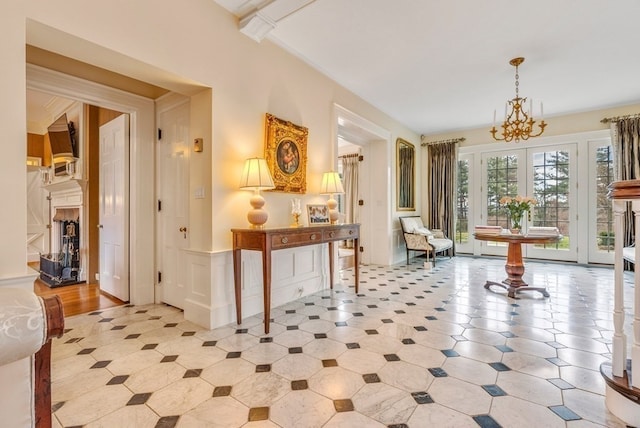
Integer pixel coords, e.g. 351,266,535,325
47,113,77,161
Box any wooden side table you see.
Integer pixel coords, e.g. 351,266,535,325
232,224,360,333
474,233,562,298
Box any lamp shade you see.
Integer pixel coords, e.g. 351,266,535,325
239,158,275,190
320,171,344,195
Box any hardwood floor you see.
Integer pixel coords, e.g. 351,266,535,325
33,278,125,317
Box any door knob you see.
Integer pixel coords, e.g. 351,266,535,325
97,224,103,229
179,226,187,238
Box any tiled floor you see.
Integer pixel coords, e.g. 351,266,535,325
50,256,634,427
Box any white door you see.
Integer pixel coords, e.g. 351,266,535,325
99,114,129,301
587,138,615,264
157,100,190,309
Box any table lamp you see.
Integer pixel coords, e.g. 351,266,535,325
320,171,344,224
239,158,275,228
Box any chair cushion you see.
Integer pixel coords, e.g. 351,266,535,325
428,238,453,251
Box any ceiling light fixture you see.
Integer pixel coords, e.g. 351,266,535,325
490,57,546,143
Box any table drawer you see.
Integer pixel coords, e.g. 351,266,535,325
325,227,358,241
270,231,323,249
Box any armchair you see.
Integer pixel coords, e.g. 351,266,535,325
400,216,453,266
0,288,64,428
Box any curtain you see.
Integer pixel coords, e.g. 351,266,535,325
425,141,457,256
611,117,640,268
340,153,359,248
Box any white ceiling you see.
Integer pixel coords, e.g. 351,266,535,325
216,0,640,136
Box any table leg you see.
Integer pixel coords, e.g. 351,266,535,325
263,248,272,334
483,241,549,298
328,241,334,289
354,237,359,293
232,248,242,325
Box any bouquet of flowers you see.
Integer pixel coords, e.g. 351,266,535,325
499,195,537,230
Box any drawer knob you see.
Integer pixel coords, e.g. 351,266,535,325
349,230,354,235
281,237,289,244
329,232,335,238
310,233,317,240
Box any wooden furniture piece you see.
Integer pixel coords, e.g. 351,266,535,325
0,288,64,428
473,233,561,298
399,216,453,266
232,224,360,333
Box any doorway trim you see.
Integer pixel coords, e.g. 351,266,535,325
333,103,392,265
27,64,156,304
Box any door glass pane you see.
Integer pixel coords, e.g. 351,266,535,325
532,150,570,250
486,154,518,229
596,145,614,252
456,159,469,244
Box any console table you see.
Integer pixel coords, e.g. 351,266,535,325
232,224,360,333
474,233,562,298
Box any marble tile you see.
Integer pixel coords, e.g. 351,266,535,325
83,404,159,428
351,383,417,425
146,378,213,417
271,354,323,380
442,356,498,386
453,339,504,363
54,384,133,426
323,411,386,427
308,366,365,399
177,396,248,427
559,366,606,395
428,377,492,415
124,361,186,393
408,402,478,427
200,358,256,386
336,348,387,374
377,360,433,392
496,371,563,406
231,372,291,407
490,395,565,428
302,337,348,360
270,390,335,427
52,367,113,402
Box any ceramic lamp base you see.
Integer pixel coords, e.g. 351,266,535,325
247,191,268,228
327,195,339,224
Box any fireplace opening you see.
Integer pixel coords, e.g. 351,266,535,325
39,208,84,288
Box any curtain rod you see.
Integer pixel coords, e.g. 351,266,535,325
601,113,640,123
420,137,465,147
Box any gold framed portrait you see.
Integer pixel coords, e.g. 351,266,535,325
264,113,308,193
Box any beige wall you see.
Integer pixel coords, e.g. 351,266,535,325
2,0,419,287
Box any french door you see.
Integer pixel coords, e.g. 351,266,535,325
480,144,577,261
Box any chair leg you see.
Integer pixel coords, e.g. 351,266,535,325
406,249,410,265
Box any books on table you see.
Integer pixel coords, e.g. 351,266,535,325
527,226,560,236
474,225,503,235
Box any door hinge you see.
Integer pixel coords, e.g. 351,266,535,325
158,128,162,140
358,200,364,206
158,200,162,212
359,246,364,252
158,271,162,283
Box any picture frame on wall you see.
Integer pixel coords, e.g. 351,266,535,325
307,204,330,226
264,113,308,193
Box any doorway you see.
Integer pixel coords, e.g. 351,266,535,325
334,104,392,265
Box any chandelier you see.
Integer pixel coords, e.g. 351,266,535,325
490,57,546,143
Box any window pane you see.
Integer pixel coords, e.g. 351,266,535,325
595,145,614,253
456,159,469,244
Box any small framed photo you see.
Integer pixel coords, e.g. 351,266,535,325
307,204,330,226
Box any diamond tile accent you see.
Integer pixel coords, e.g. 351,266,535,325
125,334,141,339
142,343,158,350
256,364,271,373
488,362,511,372
183,369,203,378
156,415,180,428
107,375,129,385
91,360,111,369
549,405,581,421
402,338,415,345
322,359,338,367
182,331,196,337
77,348,95,355
212,386,232,397
472,414,501,428
384,354,400,362
161,355,179,363
346,343,360,349
428,368,448,377
333,398,354,412
411,391,434,404
441,349,459,357
164,323,178,328
248,407,269,422
289,347,303,354
362,373,381,383
260,337,273,343
291,380,308,390
226,352,241,359
127,392,152,406
202,341,217,347
482,384,507,397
